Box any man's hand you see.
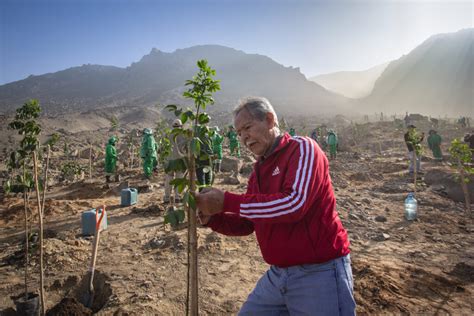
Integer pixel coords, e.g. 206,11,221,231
195,187,225,216
198,212,212,226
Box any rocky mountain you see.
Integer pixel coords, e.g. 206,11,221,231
309,62,390,99
361,28,473,117
0,45,349,115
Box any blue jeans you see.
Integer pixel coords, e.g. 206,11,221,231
239,254,356,315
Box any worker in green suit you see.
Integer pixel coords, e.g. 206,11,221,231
427,130,443,161
105,136,119,183
289,127,296,137
226,125,240,158
196,126,214,189
211,126,224,173
327,130,338,160
140,128,158,178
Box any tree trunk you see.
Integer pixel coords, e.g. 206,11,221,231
89,144,92,179
130,144,134,169
413,151,417,195
33,152,45,315
187,149,198,315
42,146,50,211
457,158,471,212
23,189,29,301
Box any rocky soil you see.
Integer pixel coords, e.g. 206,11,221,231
0,117,473,315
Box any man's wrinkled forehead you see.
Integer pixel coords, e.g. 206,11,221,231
234,108,255,132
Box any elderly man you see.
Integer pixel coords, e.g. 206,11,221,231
196,97,355,315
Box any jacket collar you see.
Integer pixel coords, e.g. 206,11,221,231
260,133,292,161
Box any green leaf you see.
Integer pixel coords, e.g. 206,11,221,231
3,179,12,194
170,177,189,193
198,113,210,124
164,206,185,228
191,137,202,158
187,193,197,211
180,112,188,124
174,109,183,117
164,210,178,228
165,104,178,111
176,209,186,222
165,158,187,173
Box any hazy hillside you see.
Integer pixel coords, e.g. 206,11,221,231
310,62,389,99
0,45,349,115
361,29,473,117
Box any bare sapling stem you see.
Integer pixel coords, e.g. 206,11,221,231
33,152,45,315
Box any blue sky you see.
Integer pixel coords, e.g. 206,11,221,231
0,0,472,85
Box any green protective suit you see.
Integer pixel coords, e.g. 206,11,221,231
327,132,338,159
211,133,224,160
289,128,296,137
105,137,117,174
428,133,442,160
140,131,158,178
227,130,240,157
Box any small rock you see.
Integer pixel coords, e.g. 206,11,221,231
240,163,254,176
385,207,390,212
362,198,371,204
148,237,166,249
349,213,360,221
375,215,387,222
372,233,390,242
223,175,241,185
351,234,360,241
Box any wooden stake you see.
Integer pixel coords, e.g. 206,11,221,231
23,189,29,301
413,151,417,195
457,158,471,212
130,144,134,169
41,146,50,212
33,152,45,316
89,144,93,179
187,147,198,315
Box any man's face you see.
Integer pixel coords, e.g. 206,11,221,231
235,109,276,157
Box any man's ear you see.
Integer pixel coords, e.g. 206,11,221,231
265,112,276,128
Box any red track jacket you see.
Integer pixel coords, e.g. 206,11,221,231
207,133,350,267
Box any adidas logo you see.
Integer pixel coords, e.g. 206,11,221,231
272,166,280,176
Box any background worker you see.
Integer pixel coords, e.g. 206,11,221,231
104,136,119,183
227,125,241,157
140,128,158,179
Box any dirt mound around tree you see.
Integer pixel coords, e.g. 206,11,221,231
424,169,474,202
46,297,92,316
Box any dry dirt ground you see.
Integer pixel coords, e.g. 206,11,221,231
1,120,473,315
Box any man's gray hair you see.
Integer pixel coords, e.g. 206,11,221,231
233,97,279,128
